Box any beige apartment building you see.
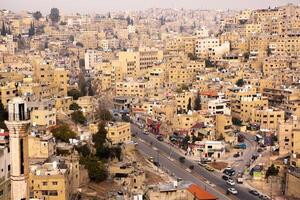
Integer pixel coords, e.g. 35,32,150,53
278,117,300,155
106,122,131,144
175,92,194,114
28,99,57,127
250,107,285,130
0,81,18,107
29,162,71,200
76,96,95,115
239,95,268,122
216,114,234,143
28,132,55,159
115,79,147,98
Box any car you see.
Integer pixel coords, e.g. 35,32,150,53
227,188,238,195
205,165,215,172
233,153,240,158
226,179,235,186
223,168,236,176
185,168,192,173
257,148,263,153
198,161,206,167
222,175,230,181
143,131,149,135
249,189,259,196
205,180,216,187
156,135,164,141
179,156,185,163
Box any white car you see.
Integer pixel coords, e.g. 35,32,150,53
227,188,238,195
226,179,235,186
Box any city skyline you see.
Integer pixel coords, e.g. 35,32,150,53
2,0,299,14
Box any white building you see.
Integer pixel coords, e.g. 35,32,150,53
84,49,103,71
194,140,226,159
208,99,231,115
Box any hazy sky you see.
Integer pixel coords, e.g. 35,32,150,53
1,0,299,14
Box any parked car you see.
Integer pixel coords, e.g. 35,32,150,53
179,156,185,163
205,165,215,172
198,161,206,167
249,189,259,196
226,179,235,186
143,131,149,135
227,188,238,195
223,168,236,176
233,153,240,158
156,135,164,141
222,175,230,181
234,143,247,149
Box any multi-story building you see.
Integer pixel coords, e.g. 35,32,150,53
278,116,300,155
28,99,56,127
106,122,131,145
250,107,285,130
0,131,10,200
115,79,147,98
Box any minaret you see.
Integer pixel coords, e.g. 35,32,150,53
5,97,30,200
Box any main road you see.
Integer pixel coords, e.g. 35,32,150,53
131,124,260,200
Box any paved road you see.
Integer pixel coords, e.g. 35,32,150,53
131,124,261,200
230,132,258,173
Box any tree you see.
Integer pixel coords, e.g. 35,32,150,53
0,102,8,130
28,22,35,37
97,108,112,121
86,157,108,182
71,110,86,125
67,89,82,100
236,79,245,87
33,11,42,20
187,97,192,111
265,164,279,179
49,8,60,24
76,144,91,157
194,92,201,111
78,73,87,96
92,122,107,149
87,82,95,96
52,124,76,143
1,22,6,36
69,102,81,111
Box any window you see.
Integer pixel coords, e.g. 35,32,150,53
52,181,58,185
42,181,47,186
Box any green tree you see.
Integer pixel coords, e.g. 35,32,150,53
33,11,42,20
194,92,201,111
86,157,108,182
111,146,122,161
78,73,87,96
28,22,35,37
236,79,245,87
76,144,91,157
0,102,8,130
49,8,60,23
92,122,107,149
69,102,81,111
187,97,192,111
96,146,111,160
52,124,76,143
71,110,86,125
67,89,82,100
265,164,279,179
97,108,112,121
